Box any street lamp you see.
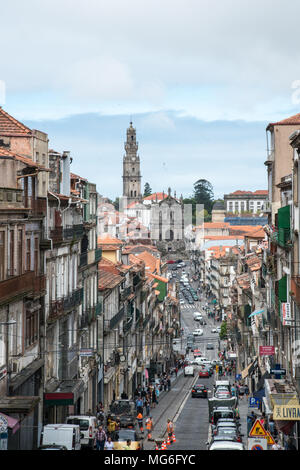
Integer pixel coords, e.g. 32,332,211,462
0,320,17,395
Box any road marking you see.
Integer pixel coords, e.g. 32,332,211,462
173,374,198,424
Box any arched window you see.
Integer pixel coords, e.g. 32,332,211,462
134,191,136,197
131,190,133,197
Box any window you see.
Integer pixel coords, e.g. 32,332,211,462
9,230,14,276
26,238,31,271
17,229,23,275
0,231,4,281
25,309,39,347
34,237,39,274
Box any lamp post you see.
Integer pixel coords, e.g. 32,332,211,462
0,319,17,396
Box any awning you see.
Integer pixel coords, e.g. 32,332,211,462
0,412,20,434
248,309,264,318
0,396,40,414
241,357,258,379
44,379,85,406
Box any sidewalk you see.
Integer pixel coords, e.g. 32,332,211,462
143,368,186,450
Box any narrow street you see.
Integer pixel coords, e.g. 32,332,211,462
143,260,230,451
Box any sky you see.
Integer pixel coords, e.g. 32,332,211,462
1,0,300,199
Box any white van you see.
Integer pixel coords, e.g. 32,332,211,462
41,424,81,450
184,365,194,376
66,415,97,448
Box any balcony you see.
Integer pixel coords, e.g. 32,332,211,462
48,287,83,322
79,252,88,267
278,227,291,248
0,271,41,304
50,224,84,245
123,316,133,333
120,286,133,301
95,247,102,263
110,307,125,329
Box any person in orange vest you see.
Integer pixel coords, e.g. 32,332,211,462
137,412,144,432
166,419,174,443
146,416,153,440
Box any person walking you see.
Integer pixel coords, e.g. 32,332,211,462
145,398,150,417
272,439,283,450
167,377,171,392
155,386,160,403
123,439,132,450
95,425,107,451
137,412,144,433
145,416,153,440
167,419,174,443
104,436,114,450
107,417,117,440
151,387,157,408
136,396,143,414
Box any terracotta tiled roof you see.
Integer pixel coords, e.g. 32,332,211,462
229,225,264,236
98,270,123,290
253,190,268,195
245,254,261,271
0,107,32,137
236,273,251,290
143,192,168,201
204,235,244,240
268,113,300,127
97,234,123,245
136,252,158,274
228,190,268,196
151,274,168,283
204,222,230,229
70,172,88,182
0,147,49,171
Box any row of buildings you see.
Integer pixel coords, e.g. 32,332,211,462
188,112,300,447
0,109,180,449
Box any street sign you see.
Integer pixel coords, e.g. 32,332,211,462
259,346,275,356
249,419,267,437
0,414,8,451
249,397,261,408
266,431,275,446
270,368,286,375
248,437,267,450
273,404,300,420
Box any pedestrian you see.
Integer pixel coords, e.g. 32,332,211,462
269,415,276,436
112,389,116,402
107,417,117,440
260,412,266,427
155,386,160,403
145,416,153,440
151,388,156,408
136,396,143,414
175,367,178,377
145,399,150,417
95,425,107,451
104,436,114,450
272,439,283,450
167,419,174,443
245,384,249,398
123,439,132,450
163,379,167,392
167,377,171,392
137,412,144,432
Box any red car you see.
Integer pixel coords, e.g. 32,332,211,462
199,369,209,378
193,349,202,357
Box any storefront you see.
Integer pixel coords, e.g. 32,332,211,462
265,378,300,449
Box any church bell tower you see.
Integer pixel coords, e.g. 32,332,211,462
122,121,142,204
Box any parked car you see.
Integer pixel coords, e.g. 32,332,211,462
206,343,214,350
193,312,202,320
38,444,68,450
191,384,208,398
211,407,235,426
211,328,217,333
65,415,97,449
41,424,81,450
184,365,195,377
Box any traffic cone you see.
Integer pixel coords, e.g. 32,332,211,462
167,435,171,445
172,433,176,443
155,443,159,450
148,432,152,440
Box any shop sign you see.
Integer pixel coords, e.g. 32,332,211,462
273,405,300,420
259,346,275,356
281,302,292,326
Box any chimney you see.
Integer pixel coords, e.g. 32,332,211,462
61,151,71,196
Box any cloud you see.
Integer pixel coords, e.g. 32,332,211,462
2,0,300,120
23,110,267,200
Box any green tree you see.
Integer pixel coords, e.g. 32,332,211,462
112,197,119,211
219,321,227,340
143,182,152,197
193,179,214,213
